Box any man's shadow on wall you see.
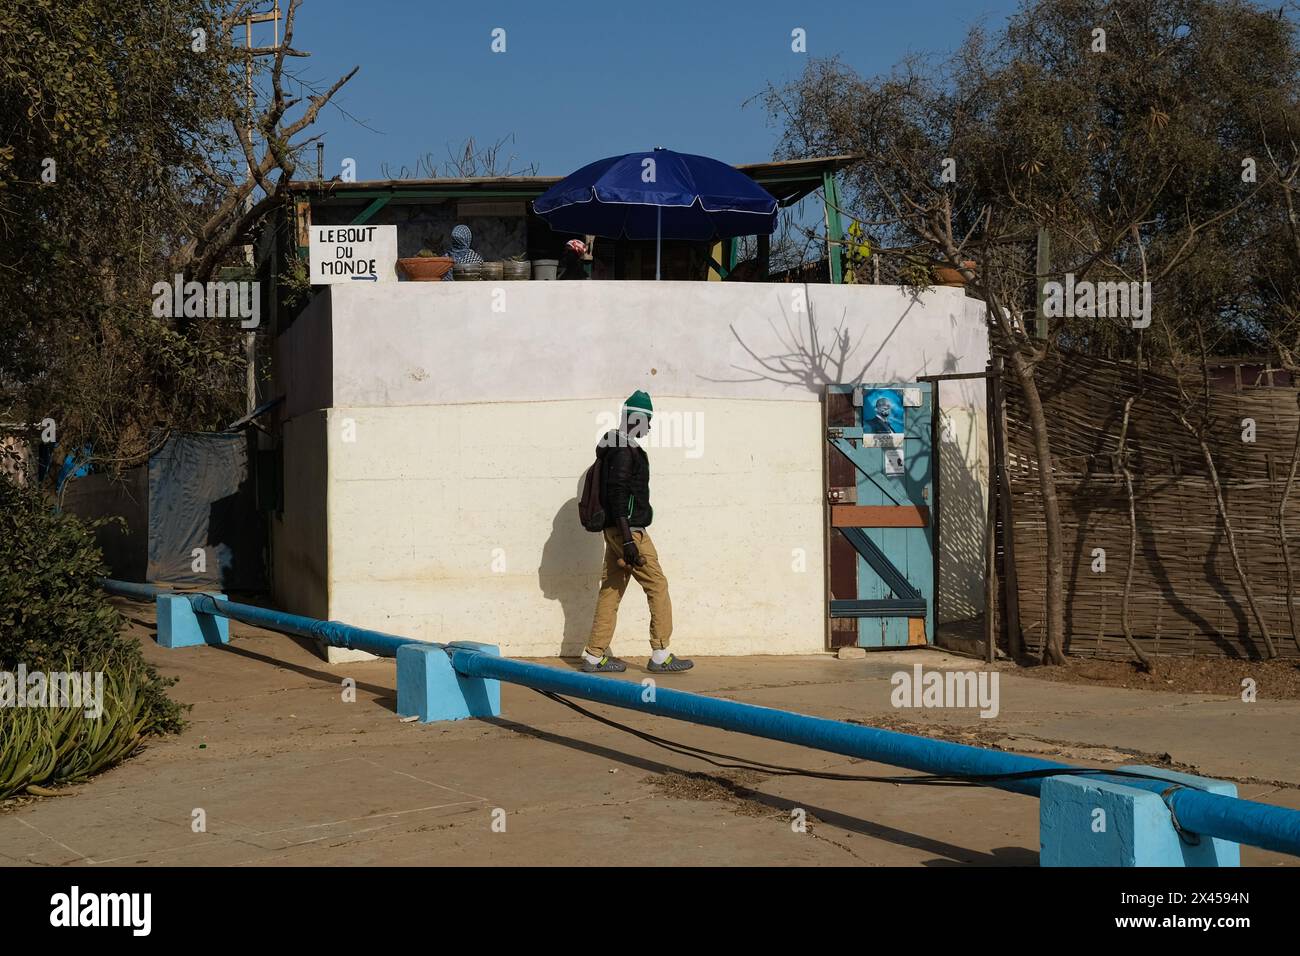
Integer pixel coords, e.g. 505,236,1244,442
538,490,606,657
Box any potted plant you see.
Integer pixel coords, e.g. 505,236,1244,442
932,259,977,287
503,253,531,280
398,247,454,281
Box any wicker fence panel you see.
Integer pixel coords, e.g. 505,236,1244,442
1001,349,1300,660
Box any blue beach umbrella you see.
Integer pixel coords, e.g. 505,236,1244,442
532,147,779,279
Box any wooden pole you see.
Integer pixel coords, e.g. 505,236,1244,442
931,382,941,648
984,376,999,663
992,356,1023,658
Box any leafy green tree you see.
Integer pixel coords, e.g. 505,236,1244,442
0,0,354,469
765,0,1300,662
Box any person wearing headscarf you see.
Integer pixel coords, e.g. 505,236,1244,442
442,224,484,280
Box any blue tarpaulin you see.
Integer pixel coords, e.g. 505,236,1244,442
145,433,264,589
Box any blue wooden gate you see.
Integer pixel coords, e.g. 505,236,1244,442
825,383,934,648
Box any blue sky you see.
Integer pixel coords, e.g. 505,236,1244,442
274,0,1022,181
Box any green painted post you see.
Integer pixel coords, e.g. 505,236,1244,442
1035,227,1051,340
823,172,845,284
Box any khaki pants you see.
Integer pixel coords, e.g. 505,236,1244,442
585,528,673,655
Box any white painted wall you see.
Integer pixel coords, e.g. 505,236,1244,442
321,400,825,659
273,281,990,660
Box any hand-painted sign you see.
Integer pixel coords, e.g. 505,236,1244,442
309,225,398,284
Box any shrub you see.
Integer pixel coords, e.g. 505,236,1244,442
0,477,185,798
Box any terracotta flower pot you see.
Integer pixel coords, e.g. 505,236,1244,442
932,260,977,287
398,256,454,281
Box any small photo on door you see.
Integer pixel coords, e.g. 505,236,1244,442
883,446,905,476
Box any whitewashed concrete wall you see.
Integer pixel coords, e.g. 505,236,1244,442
273,281,989,660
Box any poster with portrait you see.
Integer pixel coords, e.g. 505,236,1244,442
861,387,905,448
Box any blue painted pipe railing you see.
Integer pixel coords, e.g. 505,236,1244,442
101,579,1300,859
451,651,1300,857
191,595,421,659
100,580,423,658
102,579,171,602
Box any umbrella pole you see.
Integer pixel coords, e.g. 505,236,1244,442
656,206,662,280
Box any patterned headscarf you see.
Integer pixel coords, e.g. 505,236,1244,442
443,224,484,281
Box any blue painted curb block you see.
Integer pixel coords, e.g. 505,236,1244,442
397,641,501,722
1041,765,1239,867
156,592,229,648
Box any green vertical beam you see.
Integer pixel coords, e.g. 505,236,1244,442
823,171,845,284
1034,227,1051,340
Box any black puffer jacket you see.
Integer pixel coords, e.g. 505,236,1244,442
597,430,653,528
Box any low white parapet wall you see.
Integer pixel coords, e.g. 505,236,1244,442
278,281,989,414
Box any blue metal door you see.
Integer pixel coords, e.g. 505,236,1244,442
825,383,934,647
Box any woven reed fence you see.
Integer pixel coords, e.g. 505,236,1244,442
998,349,1300,660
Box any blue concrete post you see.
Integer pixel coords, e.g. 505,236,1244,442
1040,765,1240,867
156,592,229,648
397,641,501,722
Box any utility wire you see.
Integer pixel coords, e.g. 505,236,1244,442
533,689,1205,791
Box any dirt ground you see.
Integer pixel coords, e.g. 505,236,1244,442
937,615,1300,698
1031,656,1300,698
2,600,1298,866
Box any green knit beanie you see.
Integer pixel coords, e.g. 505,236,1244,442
623,390,653,419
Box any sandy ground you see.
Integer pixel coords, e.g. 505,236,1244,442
1028,656,1300,698
1,600,1297,866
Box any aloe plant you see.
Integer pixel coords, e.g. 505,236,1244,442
0,659,168,798
1,477,186,800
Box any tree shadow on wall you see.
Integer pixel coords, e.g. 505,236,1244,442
538,493,606,657
697,291,951,393
936,406,988,628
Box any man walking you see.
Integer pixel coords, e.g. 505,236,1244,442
581,390,693,674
